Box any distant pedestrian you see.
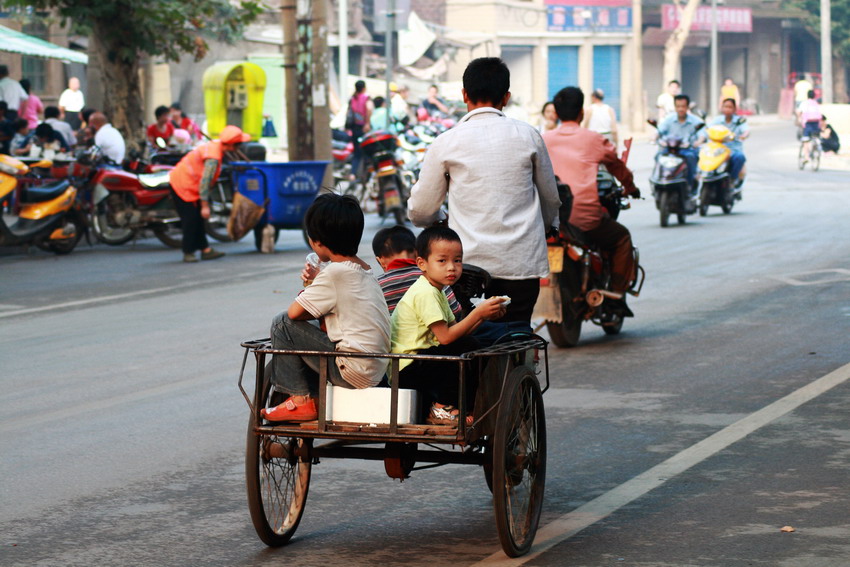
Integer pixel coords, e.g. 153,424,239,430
0,65,28,120
583,89,618,147
345,80,372,180
18,79,43,129
656,80,680,122
58,77,85,129
538,101,558,134
719,78,740,109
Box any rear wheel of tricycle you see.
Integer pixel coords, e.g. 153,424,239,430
246,370,312,547
492,366,546,557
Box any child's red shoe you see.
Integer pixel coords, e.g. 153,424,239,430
261,397,318,422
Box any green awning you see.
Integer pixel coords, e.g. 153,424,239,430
0,24,88,64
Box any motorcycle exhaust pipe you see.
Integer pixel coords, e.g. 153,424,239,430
586,289,623,307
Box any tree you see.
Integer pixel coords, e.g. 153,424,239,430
785,0,850,102
662,0,701,85
4,0,262,147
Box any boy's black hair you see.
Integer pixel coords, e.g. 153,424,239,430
674,94,690,106
373,96,385,108
415,226,462,259
170,102,182,111
14,118,28,131
44,106,60,119
721,98,737,107
372,224,415,257
552,86,584,122
304,193,363,256
462,57,510,106
155,105,170,119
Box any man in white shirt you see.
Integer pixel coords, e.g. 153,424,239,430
58,77,85,129
0,65,28,119
44,106,77,147
408,57,561,327
90,112,126,164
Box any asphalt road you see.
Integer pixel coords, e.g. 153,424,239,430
1,118,849,567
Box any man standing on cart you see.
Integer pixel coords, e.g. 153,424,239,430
407,57,561,332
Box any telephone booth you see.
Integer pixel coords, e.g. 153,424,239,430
202,62,267,141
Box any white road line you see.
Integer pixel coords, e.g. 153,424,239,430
0,267,284,319
472,361,850,566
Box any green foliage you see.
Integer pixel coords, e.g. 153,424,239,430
2,0,264,62
785,0,850,60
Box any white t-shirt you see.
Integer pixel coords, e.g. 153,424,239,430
0,77,28,111
95,124,126,164
295,261,391,388
587,102,614,134
58,88,85,112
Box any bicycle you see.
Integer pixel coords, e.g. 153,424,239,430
798,134,822,171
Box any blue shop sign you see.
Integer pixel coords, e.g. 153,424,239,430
547,5,632,32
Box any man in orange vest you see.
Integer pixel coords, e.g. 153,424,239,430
170,124,250,262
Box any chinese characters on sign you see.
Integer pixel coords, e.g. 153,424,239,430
661,5,752,33
547,5,632,32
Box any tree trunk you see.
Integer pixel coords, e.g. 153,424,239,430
662,0,701,85
833,56,848,104
91,23,147,155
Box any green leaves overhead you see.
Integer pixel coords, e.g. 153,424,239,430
4,0,264,62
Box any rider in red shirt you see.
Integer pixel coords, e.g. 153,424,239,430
146,105,175,146
542,86,640,295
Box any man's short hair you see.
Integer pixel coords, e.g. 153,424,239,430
170,102,182,111
807,90,816,99
462,57,510,106
416,226,462,259
673,94,690,106
354,80,366,92
155,105,170,119
721,98,737,108
44,106,61,119
552,86,584,122
13,118,28,131
373,96,385,108
591,89,604,101
372,225,415,257
0,65,8,78
669,79,681,87
304,193,363,257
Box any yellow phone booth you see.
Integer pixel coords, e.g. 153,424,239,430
202,61,267,141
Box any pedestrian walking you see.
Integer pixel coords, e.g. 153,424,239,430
582,89,618,147
58,77,85,129
18,79,43,129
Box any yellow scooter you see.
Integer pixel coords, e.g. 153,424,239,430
697,124,743,216
0,154,86,254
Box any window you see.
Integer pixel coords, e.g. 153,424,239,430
21,21,48,92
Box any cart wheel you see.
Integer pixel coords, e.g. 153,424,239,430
245,370,312,547
492,366,546,557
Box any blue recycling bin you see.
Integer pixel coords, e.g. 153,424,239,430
231,160,328,250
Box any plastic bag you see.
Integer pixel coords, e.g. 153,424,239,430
227,192,267,241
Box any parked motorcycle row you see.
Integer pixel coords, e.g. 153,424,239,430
0,142,241,255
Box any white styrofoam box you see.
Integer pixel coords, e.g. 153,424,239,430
325,385,418,424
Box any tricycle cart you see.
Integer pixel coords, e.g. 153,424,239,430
230,160,329,251
238,335,550,557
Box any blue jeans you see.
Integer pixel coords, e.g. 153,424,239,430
729,150,746,181
678,147,699,189
270,312,352,396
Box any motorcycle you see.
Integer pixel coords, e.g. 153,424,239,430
0,154,87,255
534,142,645,348
697,123,743,216
648,119,703,227
77,146,184,248
354,130,409,225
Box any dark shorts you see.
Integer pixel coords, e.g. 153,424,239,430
803,121,820,139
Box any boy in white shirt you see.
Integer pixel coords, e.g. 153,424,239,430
262,194,391,422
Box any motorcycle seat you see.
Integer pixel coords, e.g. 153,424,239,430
19,180,71,203
138,170,171,188
561,223,593,248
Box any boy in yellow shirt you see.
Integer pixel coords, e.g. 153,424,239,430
391,227,506,424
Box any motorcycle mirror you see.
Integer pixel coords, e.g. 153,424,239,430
647,119,658,128
155,137,167,149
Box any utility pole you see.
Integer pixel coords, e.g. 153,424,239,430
710,0,718,115
631,0,644,133
384,0,396,131
821,0,832,103
339,0,349,105
312,0,332,187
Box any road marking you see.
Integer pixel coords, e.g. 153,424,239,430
773,268,850,286
0,267,284,319
472,361,850,566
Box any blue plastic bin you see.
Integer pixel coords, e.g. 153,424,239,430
231,161,329,229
